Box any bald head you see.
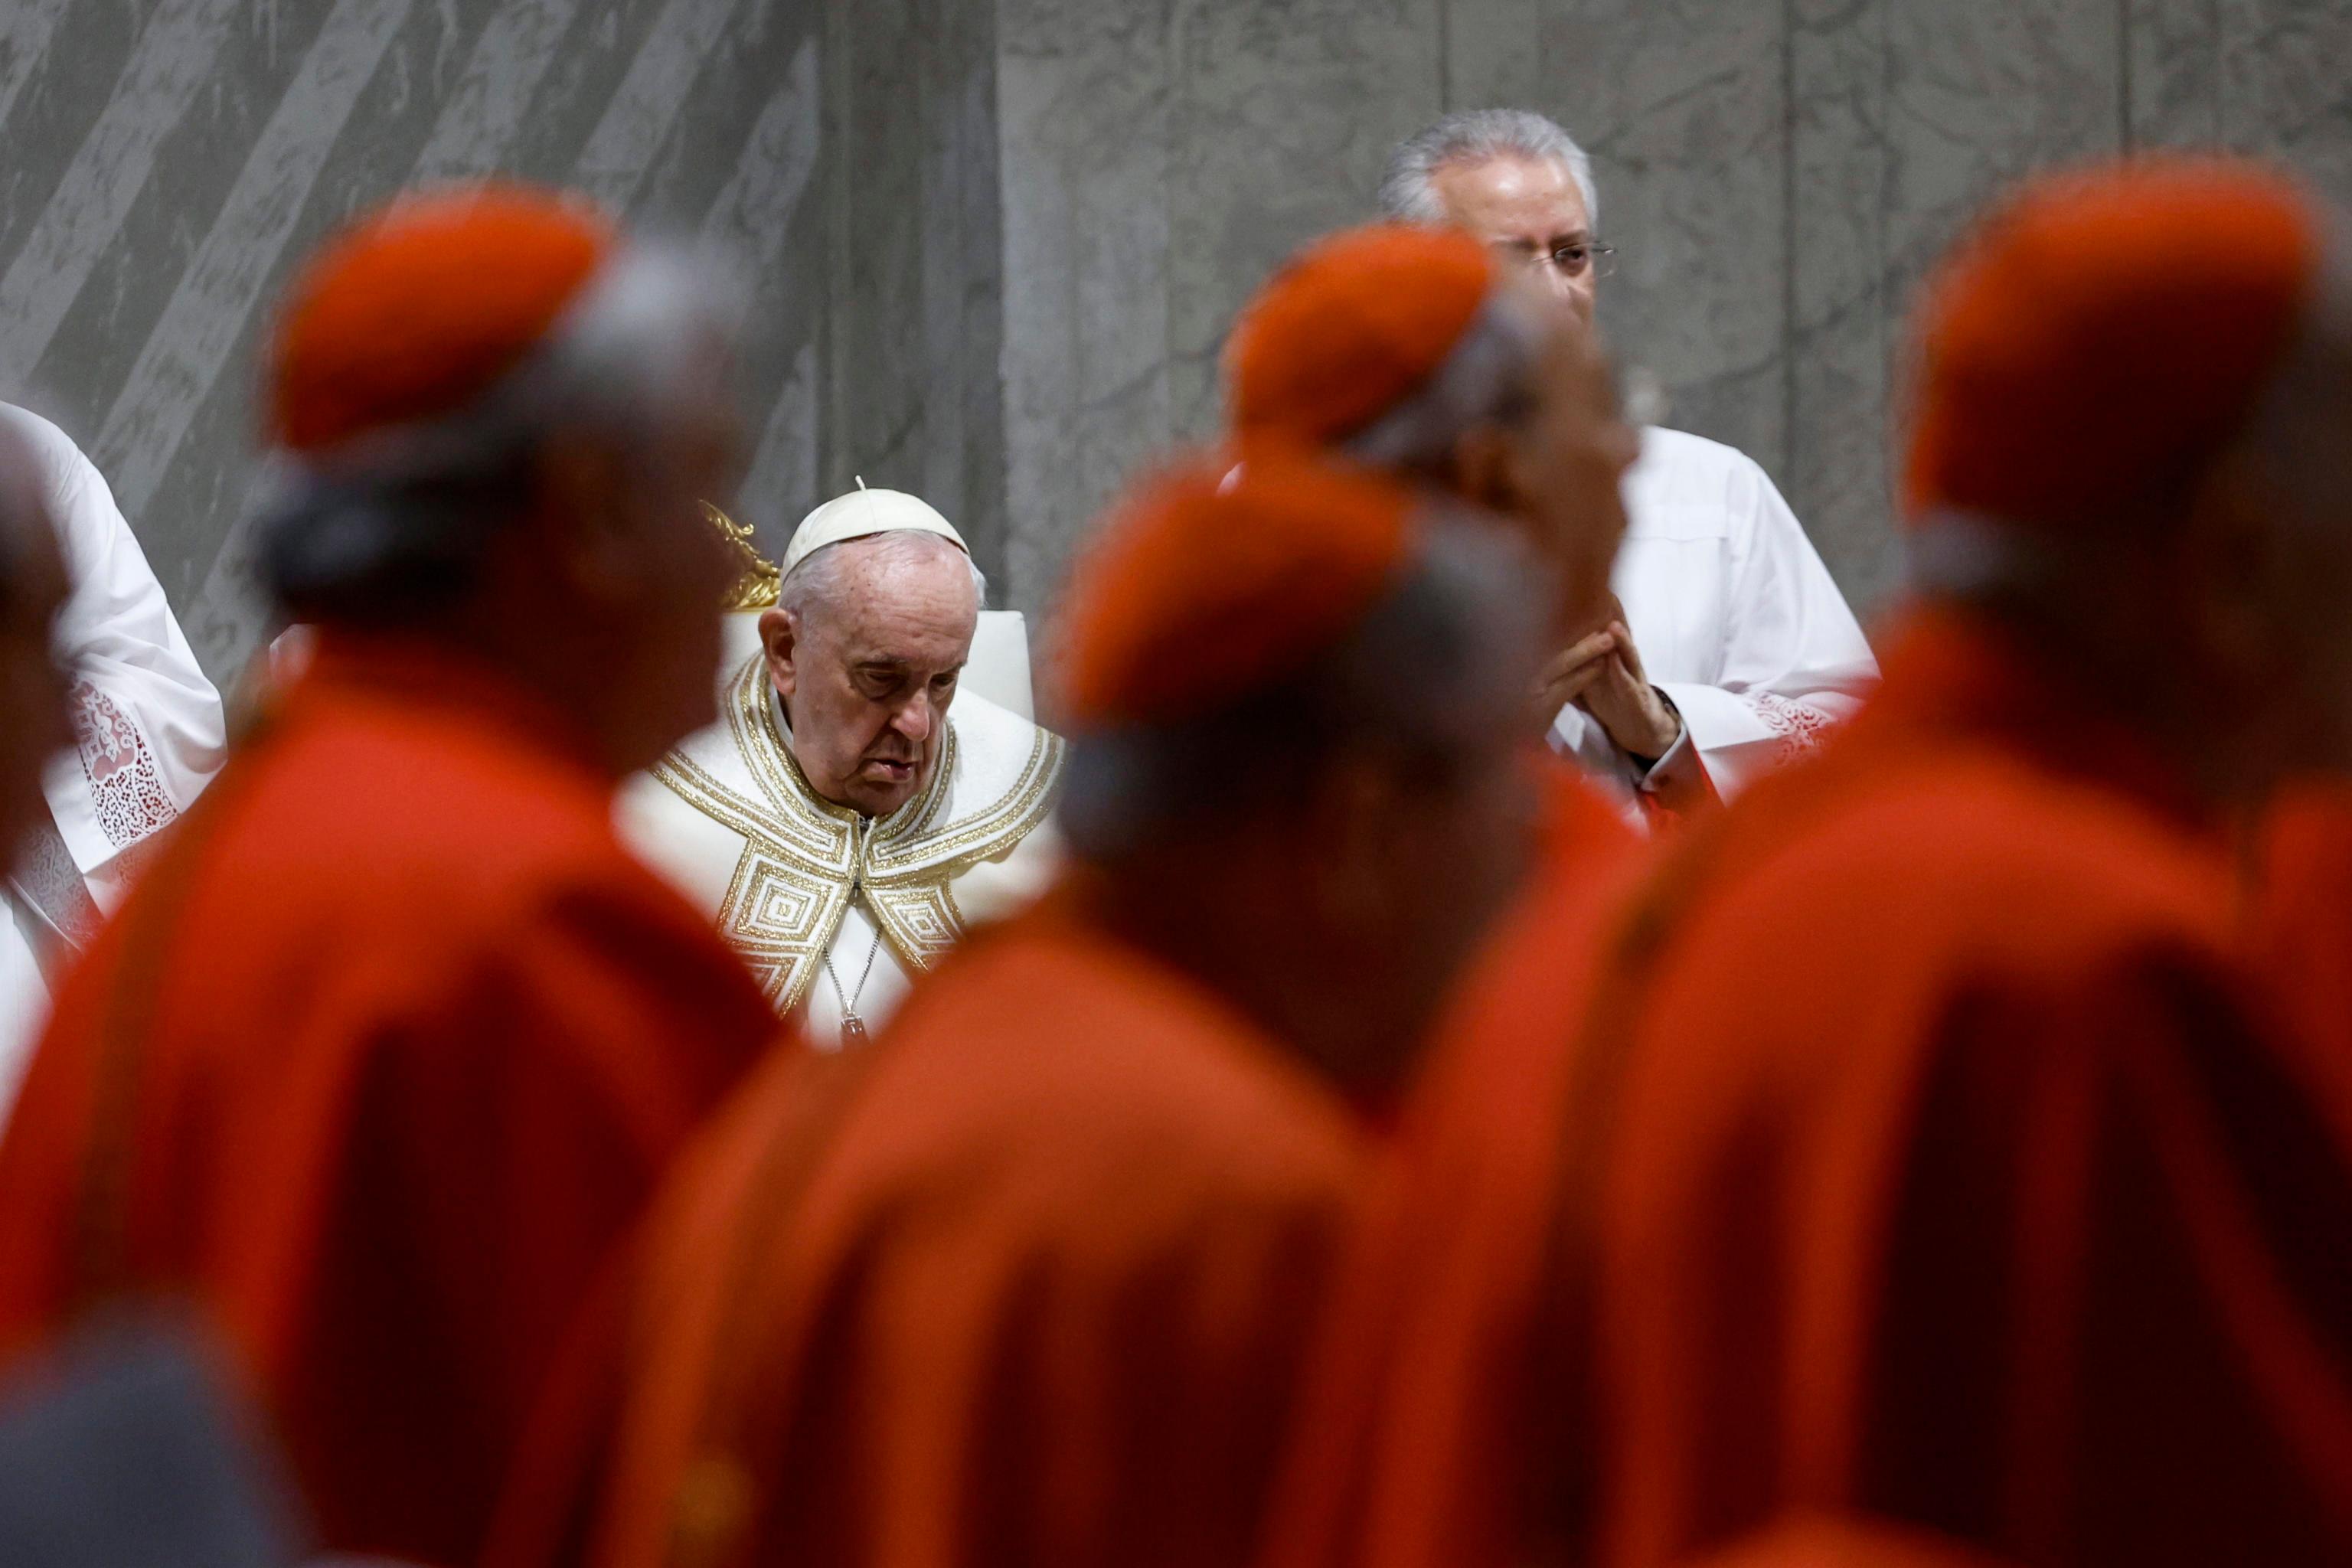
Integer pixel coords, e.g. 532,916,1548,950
0,419,73,854
763,530,982,816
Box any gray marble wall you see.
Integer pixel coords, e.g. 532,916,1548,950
7,0,2351,674
0,0,1007,686
993,0,2352,622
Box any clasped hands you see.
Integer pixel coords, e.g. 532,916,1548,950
1538,614,1682,762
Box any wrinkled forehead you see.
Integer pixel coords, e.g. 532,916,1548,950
809,535,979,654
1441,152,1589,226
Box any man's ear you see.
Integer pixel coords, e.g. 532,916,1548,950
760,606,801,699
1449,426,1518,514
1302,755,1406,931
524,430,635,599
2168,447,2280,650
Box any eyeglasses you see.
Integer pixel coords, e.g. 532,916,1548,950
1500,240,1618,282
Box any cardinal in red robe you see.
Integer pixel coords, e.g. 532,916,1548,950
2247,784,2352,1120
488,452,1556,1568
0,185,777,1566
1222,221,1715,826
1266,156,2352,1568
1677,1517,2027,1568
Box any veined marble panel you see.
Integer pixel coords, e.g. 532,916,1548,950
1579,0,1787,472
2218,0,2352,201
1446,0,1793,570
2126,0,2226,149
1790,0,1903,616
1441,0,1551,112
1867,0,2125,614
1165,0,1446,439
0,0,833,684
1880,0,2123,291
995,0,1178,617
825,0,936,521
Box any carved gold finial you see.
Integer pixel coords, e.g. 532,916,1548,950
702,501,782,611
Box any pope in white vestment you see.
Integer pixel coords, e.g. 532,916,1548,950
620,488,1063,1050
0,404,227,1112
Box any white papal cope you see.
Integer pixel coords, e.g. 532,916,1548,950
1552,426,1880,803
617,508,1063,1050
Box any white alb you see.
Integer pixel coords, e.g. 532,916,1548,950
1,404,227,1117
1552,426,1880,805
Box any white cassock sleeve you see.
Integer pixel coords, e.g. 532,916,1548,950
6,406,226,890
1558,426,1879,802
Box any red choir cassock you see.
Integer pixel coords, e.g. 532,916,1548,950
1677,1516,2029,1568
1261,753,1643,1568
0,191,777,1566
2249,783,2352,1110
489,459,1474,1568
1592,610,2352,1566
1266,158,2352,1568
0,641,775,1562
494,895,1367,1568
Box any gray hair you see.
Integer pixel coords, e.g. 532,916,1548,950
1380,108,1599,228
1059,513,1540,861
778,528,988,620
260,241,741,623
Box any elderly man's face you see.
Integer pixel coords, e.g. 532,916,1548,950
0,438,72,855
763,534,978,816
1429,153,1600,326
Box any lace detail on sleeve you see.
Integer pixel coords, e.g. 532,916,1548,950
70,680,178,849
1749,691,1838,763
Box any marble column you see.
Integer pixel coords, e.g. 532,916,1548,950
820,0,1008,572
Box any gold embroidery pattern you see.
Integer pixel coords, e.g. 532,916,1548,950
651,655,1066,1012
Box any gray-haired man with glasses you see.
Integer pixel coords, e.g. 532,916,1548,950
1383,109,1879,806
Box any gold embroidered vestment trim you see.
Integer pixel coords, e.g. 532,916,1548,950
651,655,1063,1011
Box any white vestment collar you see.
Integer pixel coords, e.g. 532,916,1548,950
649,653,1064,1011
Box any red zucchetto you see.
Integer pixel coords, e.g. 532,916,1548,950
270,182,615,453
1054,451,1415,730
1226,223,1501,450
1903,155,2321,535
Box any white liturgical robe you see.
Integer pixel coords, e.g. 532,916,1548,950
619,651,1065,1050
1552,426,1879,803
0,405,227,1116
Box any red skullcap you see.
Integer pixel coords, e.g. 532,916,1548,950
1227,224,1501,449
1904,156,2321,535
1057,452,1416,730
270,182,616,452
